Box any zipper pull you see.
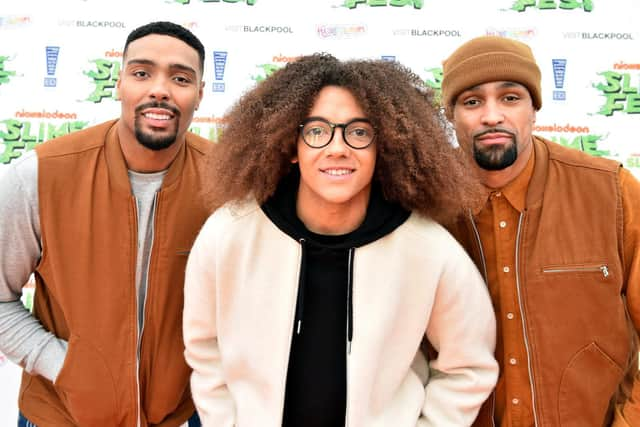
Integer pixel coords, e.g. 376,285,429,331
600,265,609,278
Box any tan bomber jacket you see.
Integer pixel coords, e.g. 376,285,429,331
20,120,213,426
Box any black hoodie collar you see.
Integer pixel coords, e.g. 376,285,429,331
261,167,410,248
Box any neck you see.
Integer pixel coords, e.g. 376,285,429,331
117,124,183,173
296,195,369,236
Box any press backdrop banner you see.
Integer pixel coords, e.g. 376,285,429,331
0,0,639,422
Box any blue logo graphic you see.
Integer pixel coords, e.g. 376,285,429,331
212,51,227,93
381,55,396,62
552,58,567,101
45,46,60,87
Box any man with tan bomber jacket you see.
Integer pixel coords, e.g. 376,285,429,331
0,21,212,426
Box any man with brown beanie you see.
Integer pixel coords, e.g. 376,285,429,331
441,35,640,427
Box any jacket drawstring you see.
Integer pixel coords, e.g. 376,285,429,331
294,238,307,335
347,247,354,354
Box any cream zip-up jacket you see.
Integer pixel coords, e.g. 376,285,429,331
183,200,498,427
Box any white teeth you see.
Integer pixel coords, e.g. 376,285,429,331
145,112,171,120
324,169,352,176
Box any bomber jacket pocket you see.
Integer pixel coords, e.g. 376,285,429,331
54,334,119,426
542,263,610,279
558,342,623,426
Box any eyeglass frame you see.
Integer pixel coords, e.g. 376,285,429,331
298,116,376,150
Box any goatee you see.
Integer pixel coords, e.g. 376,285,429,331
134,101,181,151
472,129,518,171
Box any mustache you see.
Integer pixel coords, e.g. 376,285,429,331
473,127,516,140
135,101,180,117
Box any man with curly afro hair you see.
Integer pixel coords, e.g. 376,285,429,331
183,53,498,427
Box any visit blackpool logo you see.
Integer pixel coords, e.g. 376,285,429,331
511,0,593,12
342,0,424,9
0,55,17,87
83,58,120,103
171,0,256,4
593,64,640,116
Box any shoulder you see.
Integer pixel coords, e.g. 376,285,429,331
185,132,215,156
35,120,117,160
0,149,38,199
397,213,470,258
402,213,460,243
199,198,263,238
536,135,621,173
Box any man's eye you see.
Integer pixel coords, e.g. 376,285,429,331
349,127,370,137
133,70,148,78
308,127,327,136
174,76,191,84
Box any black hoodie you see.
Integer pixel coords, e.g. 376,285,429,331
261,168,410,427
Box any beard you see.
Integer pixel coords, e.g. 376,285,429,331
134,102,181,151
472,129,518,171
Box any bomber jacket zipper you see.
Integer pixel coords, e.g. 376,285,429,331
344,247,355,427
468,216,496,427
542,264,609,278
133,192,159,427
130,196,141,427
278,238,307,425
514,212,539,427
468,211,489,283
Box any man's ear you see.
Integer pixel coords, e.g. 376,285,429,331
198,81,205,108
115,70,122,100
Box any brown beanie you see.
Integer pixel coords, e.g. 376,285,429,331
441,36,542,117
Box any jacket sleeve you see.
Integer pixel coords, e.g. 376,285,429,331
0,152,68,382
183,215,236,427
616,168,640,426
417,236,498,426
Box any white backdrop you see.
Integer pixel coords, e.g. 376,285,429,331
1,0,639,423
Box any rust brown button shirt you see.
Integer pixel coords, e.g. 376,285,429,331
474,151,535,427
474,149,640,426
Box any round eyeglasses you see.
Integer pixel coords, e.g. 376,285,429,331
298,117,376,149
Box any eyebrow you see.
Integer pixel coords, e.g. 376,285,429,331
126,59,197,76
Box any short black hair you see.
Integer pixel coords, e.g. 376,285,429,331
123,21,205,75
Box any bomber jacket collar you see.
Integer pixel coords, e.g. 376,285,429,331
526,136,551,210
105,120,188,195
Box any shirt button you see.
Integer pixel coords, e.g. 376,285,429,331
512,398,520,405
507,312,515,320
499,221,507,228
503,266,510,273
509,358,517,365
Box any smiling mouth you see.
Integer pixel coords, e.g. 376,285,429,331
321,168,354,176
143,112,173,121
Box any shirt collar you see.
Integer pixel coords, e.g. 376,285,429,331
482,146,535,213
